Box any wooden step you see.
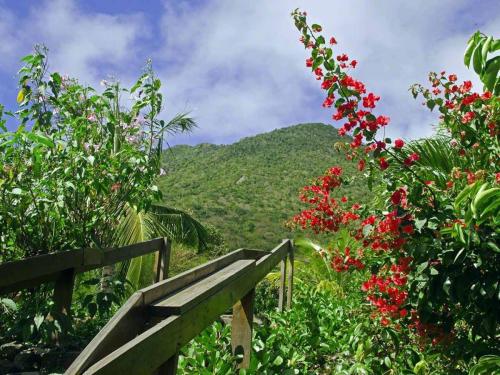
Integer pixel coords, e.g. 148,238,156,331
150,259,256,317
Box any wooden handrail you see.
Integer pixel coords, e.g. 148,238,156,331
0,238,165,294
66,240,295,375
0,238,171,334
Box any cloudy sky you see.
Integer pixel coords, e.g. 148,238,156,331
0,0,498,145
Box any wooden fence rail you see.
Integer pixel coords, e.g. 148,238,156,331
0,238,171,321
68,239,294,375
0,238,295,374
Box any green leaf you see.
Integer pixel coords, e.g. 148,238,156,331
25,132,54,148
481,36,493,62
443,278,452,295
16,88,25,103
316,35,325,46
34,314,44,329
273,356,284,366
0,298,17,312
486,241,500,253
491,39,500,52
473,40,485,74
481,56,500,92
312,56,324,70
416,262,428,274
464,34,478,67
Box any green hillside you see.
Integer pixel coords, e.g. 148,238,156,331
159,123,369,250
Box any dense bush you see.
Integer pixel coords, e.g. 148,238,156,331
290,8,499,370
0,46,202,344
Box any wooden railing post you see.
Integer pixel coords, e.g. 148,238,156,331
278,254,287,312
156,354,179,375
231,288,255,369
286,240,294,310
155,238,171,283
52,267,76,339
154,238,178,375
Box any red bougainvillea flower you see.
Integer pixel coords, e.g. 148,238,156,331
379,157,389,170
461,111,475,124
322,95,334,108
358,159,366,171
402,225,414,235
337,54,349,62
329,37,337,45
448,74,457,82
481,91,492,100
404,153,420,166
362,92,380,109
394,138,404,149
314,67,323,79
391,187,408,207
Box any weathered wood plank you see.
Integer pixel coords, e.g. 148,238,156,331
142,248,246,305
0,249,83,294
151,259,255,316
287,241,294,310
242,249,269,260
81,241,291,375
278,257,287,312
155,353,179,375
66,292,146,375
155,239,171,283
53,268,76,319
231,288,255,369
100,238,164,267
0,239,165,294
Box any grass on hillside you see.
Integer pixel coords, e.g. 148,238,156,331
159,123,370,250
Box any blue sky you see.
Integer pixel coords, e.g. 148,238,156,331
0,0,498,145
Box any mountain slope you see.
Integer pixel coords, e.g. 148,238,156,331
159,123,370,250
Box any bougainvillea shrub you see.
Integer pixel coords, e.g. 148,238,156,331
290,9,499,355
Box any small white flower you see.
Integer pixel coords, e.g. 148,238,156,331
87,113,97,122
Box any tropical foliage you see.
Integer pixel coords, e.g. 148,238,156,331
159,123,371,250
0,46,208,343
290,8,499,370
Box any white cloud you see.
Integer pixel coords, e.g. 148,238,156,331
0,0,147,88
0,0,498,144
157,0,499,145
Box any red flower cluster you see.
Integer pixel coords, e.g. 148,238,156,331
360,210,414,252
362,257,412,321
293,166,363,234
404,152,420,166
331,247,365,272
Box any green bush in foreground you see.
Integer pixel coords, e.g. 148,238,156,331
178,280,481,374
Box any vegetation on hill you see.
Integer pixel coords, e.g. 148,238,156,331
159,123,370,250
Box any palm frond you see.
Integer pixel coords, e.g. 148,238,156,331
158,113,196,135
389,137,466,187
114,203,208,289
149,204,208,251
